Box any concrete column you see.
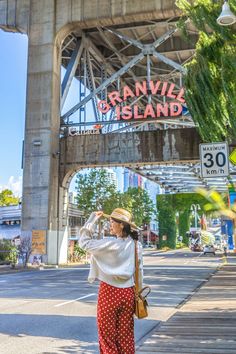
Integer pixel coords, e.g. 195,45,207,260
21,0,67,264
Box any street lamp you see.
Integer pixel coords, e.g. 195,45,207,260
217,1,236,26
190,204,201,229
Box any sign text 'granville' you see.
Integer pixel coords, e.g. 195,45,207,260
97,80,185,120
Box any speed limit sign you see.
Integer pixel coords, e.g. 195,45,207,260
200,142,229,178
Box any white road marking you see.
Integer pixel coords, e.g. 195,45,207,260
54,293,96,307
143,266,207,270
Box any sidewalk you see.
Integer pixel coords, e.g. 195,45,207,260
136,254,236,354
0,248,166,275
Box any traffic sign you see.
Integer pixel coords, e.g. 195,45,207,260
200,142,229,178
229,148,236,165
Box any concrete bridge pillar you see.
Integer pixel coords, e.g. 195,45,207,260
21,0,66,264
0,0,197,265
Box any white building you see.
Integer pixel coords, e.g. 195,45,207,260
105,168,118,190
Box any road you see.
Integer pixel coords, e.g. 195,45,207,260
0,249,222,354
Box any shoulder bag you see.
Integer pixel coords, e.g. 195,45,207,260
134,240,151,319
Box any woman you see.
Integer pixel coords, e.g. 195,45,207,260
79,208,143,354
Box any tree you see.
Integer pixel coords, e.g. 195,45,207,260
18,237,32,268
176,0,236,141
173,193,206,244
75,169,118,217
75,170,155,226
157,195,176,249
157,193,206,247
122,187,155,227
178,209,190,245
0,189,19,206
0,239,12,264
197,187,236,250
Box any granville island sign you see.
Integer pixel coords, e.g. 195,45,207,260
97,80,185,121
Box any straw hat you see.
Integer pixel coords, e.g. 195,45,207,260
103,208,138,230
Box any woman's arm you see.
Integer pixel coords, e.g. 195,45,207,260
79,211,114,254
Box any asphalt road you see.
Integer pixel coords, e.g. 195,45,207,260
0,249,222,354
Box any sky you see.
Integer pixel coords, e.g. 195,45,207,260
0,29,124,196
0,30,90,196
0,30,28,196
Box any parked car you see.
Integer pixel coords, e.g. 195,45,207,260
143,243,155,249
203,244,216,255
211,219,221,227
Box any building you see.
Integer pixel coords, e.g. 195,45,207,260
105,168,118,190
0,202,85,242
0,204,21,240
123,168,144,192
144,179,159,243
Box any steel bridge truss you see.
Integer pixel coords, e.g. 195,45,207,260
59,18,236,193
60,18,195,134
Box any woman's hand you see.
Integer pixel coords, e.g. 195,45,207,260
87,211,103,223
84,211,104,231
95,211,104,218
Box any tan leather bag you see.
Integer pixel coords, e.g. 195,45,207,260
134,241,151,319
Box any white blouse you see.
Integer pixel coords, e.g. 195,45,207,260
79,212,143,289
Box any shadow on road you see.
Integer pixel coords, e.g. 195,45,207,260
0,313,158,353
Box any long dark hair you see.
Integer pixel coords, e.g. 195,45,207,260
111,218,139,240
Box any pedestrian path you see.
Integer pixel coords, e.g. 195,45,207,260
136,261,236,354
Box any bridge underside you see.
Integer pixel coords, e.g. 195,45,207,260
59,10,236,192
60,129,236,193
2,1,236,265
60,128,201,177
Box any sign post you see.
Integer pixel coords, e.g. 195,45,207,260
200,142,229,178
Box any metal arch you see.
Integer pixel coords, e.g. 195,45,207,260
58,19,236,193
61,51,145,121
61,23,188,123
61,38,84,109
152,51,187,74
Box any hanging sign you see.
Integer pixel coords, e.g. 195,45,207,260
97,80,185,121
68,127,100,136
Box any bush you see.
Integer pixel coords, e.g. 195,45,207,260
0,240,12,264
176,242,187,249
18,237,32,267
70,244,86,262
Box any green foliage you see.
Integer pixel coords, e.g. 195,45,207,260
75,169,118,217
173,193,206,242
173,193,206,211
121,187,155,227
196,188,235,219
157,193,207,248
0,189,19,206
176,0,236,142
176,242,186,249
9,246,18,266
0,239,12,263
0,241,18,266
157,195,177,249
75,170,155,227
73,243,86,261
178,209,190,245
